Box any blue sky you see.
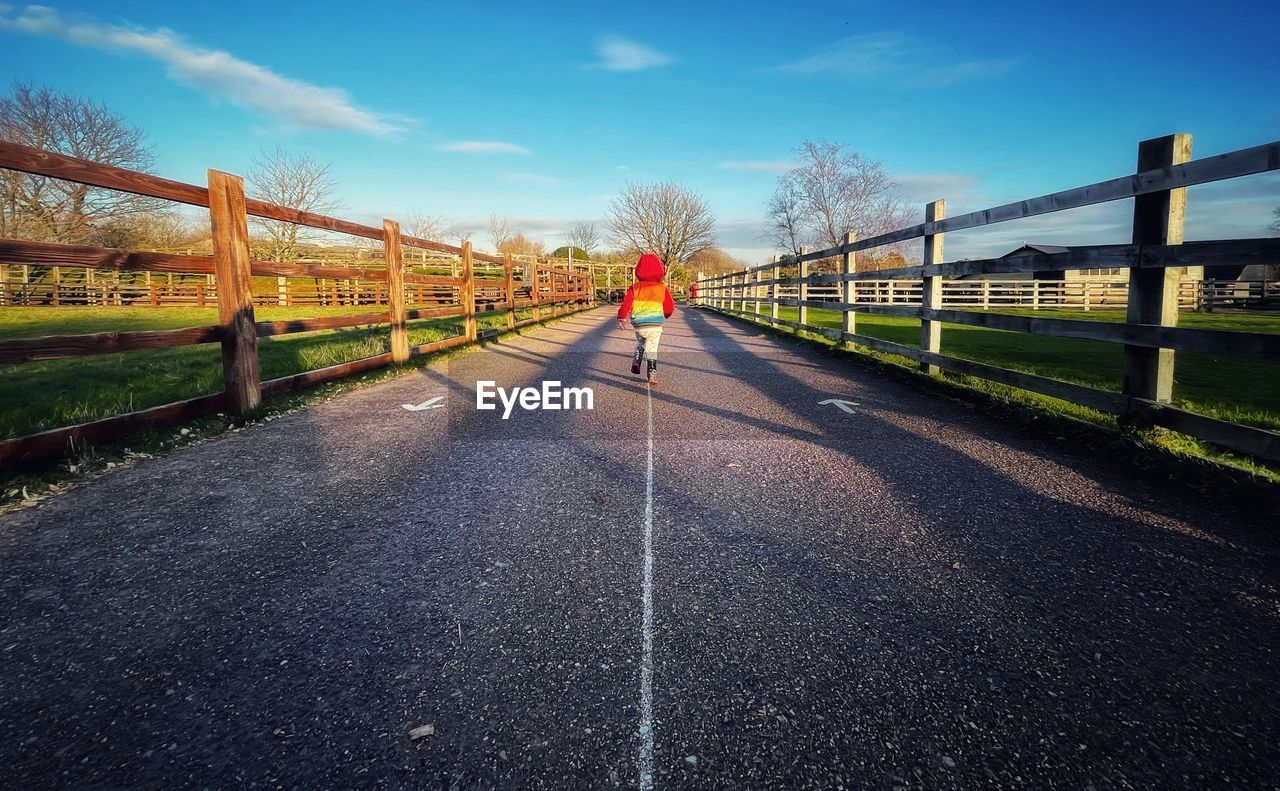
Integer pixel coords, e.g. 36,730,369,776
1,0,1277,262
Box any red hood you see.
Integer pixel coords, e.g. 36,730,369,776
634,253,666,282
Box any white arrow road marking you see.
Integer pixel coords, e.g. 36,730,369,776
401,396,444,412
818,398,860,414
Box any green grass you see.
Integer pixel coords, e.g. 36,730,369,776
752,305,1280,433
0,305,534,440
715,303,1280,481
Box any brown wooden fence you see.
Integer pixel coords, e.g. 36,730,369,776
695,133,1280,464
0,140,594,467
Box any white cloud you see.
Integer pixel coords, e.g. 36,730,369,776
0,4,402,135
891,173,982,203
438,141,531,155
719,161,797,174
716,218,775,249
589,35,673,72
771,31,1018,87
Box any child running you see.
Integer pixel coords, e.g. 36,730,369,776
617,252,675,386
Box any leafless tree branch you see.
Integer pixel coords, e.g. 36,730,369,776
246,146,341,263
0,82,161,244
607,181,716,270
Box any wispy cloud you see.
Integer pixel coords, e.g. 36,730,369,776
890,173,982,203
719,161,798,174
771,31,1018,87
504,173,558,184
438,141,531,155
716,219,774,249
0,4,403,135
588,35,673,72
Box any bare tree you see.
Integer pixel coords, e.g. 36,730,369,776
92,210,198,250
566,221,600,258
246,147,340,263
763,175,806,256
607,181,716,270
766,140,913,268
405,210,450,241
487,213,512,254
0,82,160,243
687,247,744,277
498,231,544,258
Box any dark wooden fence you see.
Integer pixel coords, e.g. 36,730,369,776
0,141,594,467
696,134,1280,464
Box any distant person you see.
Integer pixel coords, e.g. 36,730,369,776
689,281,699,306
617,252,675,386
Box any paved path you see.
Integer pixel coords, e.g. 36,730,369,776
2,306,1278,789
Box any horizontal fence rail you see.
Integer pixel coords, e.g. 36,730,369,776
694,133,1280,466
0,140,597,467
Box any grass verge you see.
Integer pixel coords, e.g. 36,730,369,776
710,305,1280,494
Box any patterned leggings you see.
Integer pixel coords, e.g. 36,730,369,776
634,326,663,361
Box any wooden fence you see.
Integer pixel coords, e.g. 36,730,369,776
748,279,1250,311
0,266,547,309
13,272,1263,311
0,140,594,467
696,133,1280,464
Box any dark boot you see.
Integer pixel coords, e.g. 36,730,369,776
631,344,644,375
647,359,659,386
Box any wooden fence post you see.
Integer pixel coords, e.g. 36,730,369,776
841,231,857,349
752,267,762,316
504,254,517,330
919,199,946,374
771,257,780,322
383,219,409,363
207,169,262,414
1123,134,1190,404
797,246,810,328
461,240,477,341
531,264,542,321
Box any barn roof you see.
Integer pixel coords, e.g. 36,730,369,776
1001,243,1070,257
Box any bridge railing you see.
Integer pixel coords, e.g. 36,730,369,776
0,141,595,467
696,134,1280,465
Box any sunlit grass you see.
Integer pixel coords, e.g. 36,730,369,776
723,304,1280,480
0,305,541,439
756,305,1280,431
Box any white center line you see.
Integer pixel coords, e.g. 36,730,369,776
638,383,656,791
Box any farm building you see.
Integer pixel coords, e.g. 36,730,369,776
956,243,1205,283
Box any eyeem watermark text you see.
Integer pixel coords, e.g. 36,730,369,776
476,381,594,419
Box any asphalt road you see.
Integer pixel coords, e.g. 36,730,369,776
2,305,1278,789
